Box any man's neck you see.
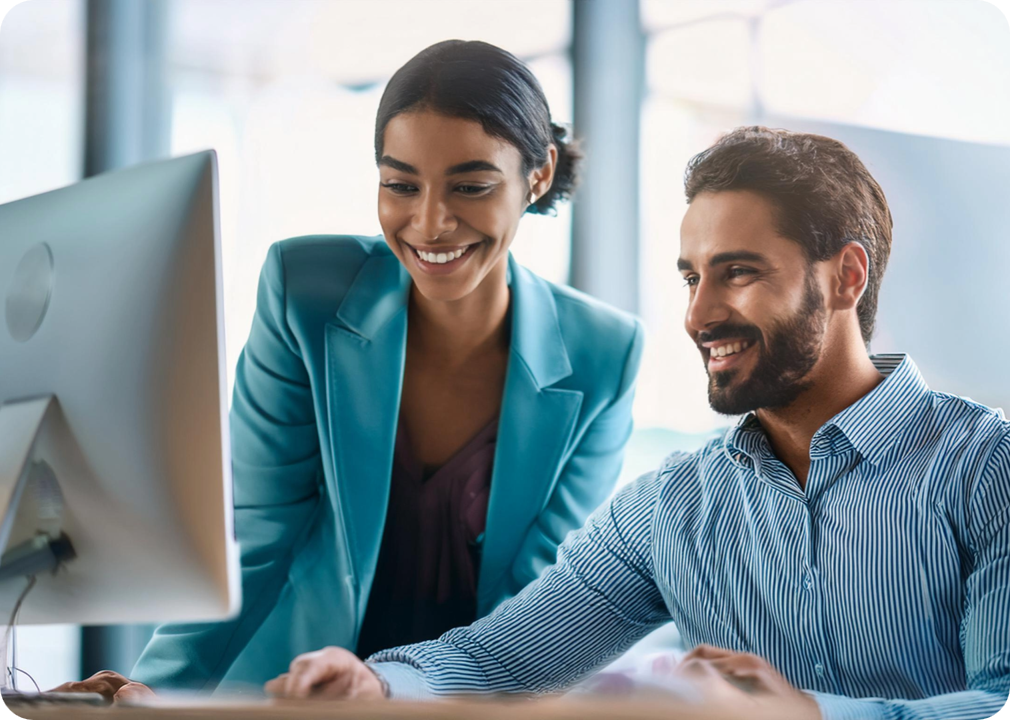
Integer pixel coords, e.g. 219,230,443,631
755,346,884,490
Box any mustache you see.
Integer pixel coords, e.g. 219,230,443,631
697,324,762,346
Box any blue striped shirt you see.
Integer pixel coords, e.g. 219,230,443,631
369,355,1010,720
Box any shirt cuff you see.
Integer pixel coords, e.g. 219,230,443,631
811,691,888,720
367,662,434,701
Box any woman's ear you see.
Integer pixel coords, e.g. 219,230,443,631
528,144,558,202
832,241,870,311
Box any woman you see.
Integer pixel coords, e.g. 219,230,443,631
65,39,644,698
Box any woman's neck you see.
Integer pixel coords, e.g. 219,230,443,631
407,262,511,366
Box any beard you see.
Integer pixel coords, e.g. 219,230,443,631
704,270,827,416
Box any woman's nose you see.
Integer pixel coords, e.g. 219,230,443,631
412,191,456,240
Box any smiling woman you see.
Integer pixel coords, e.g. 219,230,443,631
50,40,646,699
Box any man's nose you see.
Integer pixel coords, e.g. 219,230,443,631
685,278,731,335
412,191,457,240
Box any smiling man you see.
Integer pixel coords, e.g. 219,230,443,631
267,127,1010,720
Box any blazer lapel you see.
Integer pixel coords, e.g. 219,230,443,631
477,257,583,611
324,251,410,619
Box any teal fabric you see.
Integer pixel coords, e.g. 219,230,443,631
131,235,644,693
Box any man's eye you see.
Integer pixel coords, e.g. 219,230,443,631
728,266,755,279
381,183,417,194
682,275,699,288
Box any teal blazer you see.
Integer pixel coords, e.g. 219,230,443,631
132,235,644,692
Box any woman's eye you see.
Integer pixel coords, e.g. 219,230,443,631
456,184,490,195
381,182,417,194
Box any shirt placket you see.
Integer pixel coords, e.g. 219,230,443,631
753,443,839,693
801,446,848,695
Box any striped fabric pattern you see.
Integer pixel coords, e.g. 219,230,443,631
370,355,1010,720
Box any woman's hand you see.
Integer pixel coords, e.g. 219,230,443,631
264,646,386,701
50,670,156,704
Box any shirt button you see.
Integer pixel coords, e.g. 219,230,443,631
803,574,814,590
814,663,825,678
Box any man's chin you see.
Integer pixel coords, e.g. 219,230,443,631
708,392,757,416
708,374,754,416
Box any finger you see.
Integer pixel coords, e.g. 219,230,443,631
60,679,116,701
707,654,767,675
309,673,361,700
264,673,290,697
673,657,723,682
91,670,131,688
672,658,755,705
682,644,738,662
287,650,352,699
113,683,156,705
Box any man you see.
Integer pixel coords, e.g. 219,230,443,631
108,127,1010,718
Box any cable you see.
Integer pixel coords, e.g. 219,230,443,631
4,575,37,692
7,666,40,693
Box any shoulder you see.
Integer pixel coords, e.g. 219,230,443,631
902,389,1010,537
515,264,643,383
914,389,1010,467
547,276,643,350
270,234,388,283
264,234,393,309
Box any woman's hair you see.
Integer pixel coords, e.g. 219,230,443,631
374,40,582,215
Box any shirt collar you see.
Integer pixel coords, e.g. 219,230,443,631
725,354,930,467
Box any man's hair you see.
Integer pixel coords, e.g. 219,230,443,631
684,126,893,345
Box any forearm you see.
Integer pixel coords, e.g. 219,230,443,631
370,563,665,696
368,474,672,697
812,688,1009,720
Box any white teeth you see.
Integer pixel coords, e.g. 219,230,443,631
416,247,469,264
712,340,750,359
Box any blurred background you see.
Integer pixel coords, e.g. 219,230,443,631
2,0,1008,690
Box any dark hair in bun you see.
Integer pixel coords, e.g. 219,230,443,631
375,40,583,215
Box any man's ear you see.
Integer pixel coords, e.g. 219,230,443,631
831,241,870,311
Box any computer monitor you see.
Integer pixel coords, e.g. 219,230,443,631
0,151,240,627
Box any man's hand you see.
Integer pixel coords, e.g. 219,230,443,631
50,670,156,704
675,645,821,720
264,646,386,701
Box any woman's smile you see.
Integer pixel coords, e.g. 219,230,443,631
403,240,481,275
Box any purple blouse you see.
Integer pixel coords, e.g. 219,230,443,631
355,415,497,659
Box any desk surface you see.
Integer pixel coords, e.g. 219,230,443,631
6,696,789,720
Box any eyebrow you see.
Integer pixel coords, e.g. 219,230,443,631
378,156,417,174
677,250,768,271
378,156,503,176
446,160,502,175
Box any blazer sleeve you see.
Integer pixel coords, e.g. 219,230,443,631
495,318,645,604
131,242,323,691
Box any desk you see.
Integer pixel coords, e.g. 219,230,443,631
8,696,789,720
